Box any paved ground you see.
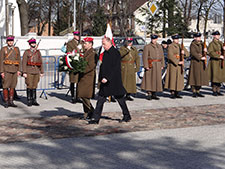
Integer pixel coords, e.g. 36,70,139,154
0,86,225,168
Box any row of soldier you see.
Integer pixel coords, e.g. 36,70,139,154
1,31,225,124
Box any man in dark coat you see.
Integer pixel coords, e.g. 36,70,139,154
89,37,131,124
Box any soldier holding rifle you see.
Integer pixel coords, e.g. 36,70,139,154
188,32,209,98
207,31,225,96
141,34,164,100
164,34,189,99
0,35,21,108
22,38,44,106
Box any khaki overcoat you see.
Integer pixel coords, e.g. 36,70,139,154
77,48,96,98
188,40,209,86
207,39,225,83
66,39,79,83
120,46,140,93
164,42,189,91
141,43,164,92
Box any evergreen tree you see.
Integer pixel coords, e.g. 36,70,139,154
92,7,107,36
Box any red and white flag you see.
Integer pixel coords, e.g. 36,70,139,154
99,23,115,63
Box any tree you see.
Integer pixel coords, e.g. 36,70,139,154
92,7,107,36
16,0,29,35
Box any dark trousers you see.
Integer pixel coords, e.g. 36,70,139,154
92,95,131,121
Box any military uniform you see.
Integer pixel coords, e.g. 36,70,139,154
120,44,140,99
22,38,44,106
0,36,21,108
188,38,209,97
66,31,82,103
141,42,164,99
164,35,189,98
140,35,164,100
207,31,225,96
77,37,96,119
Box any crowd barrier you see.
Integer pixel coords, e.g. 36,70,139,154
15,56,57,99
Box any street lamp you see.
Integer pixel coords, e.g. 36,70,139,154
5,1,13,36
11,6,16,35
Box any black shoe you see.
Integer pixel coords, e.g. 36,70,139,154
212,92,218,96
4,102,9,108
146,95,152,100
176,95,182,99
75,98,83,103
120,116,131,123
126,95,134,101
88,120,99,124
192,93,197,98
170,94,176,99
9,100,17,107
217,92,224,96
196,93,204,97
152,95,160,100
32,100,40,106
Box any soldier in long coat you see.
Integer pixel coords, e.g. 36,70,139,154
188,33,209,97
164,34,189,99
119,38,140,101
141,34,164,100
66,31,82,103
0,35,21,108
22,38,44,106
89,37,131,124
77,37,96,120
207,31,225,96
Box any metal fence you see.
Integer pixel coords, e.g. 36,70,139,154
15,56,57,99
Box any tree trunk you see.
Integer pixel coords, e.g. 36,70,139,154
48,0,52,36
16,0,29,35
196,2,203,32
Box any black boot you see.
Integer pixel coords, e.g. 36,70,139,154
70,83,76,103
32,89,40,106
152,92,160,100
27,89,32,106
126,94,134,101
175,91,182,99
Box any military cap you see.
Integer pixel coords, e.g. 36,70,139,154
171,34,180,39
167,39,172,44
83,37,94,42
151,34,158,39
73,31,80,35
212,31,220,36
27,38,36,44
194,32,202,37
161,40,167,44
6,35,15,41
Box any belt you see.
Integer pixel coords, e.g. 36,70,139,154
27,62,42,66
121,60,134,64
4,60,19,65
148,59,161,68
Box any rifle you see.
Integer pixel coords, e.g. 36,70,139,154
180,36,184,74
222,37,225,69
203,36,207,69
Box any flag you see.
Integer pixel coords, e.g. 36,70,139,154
99,23,115,63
